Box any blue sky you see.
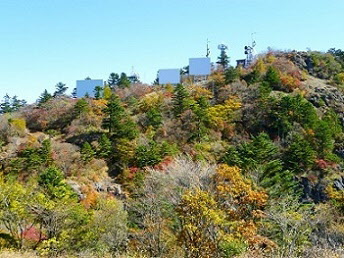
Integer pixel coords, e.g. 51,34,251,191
0,0,343,103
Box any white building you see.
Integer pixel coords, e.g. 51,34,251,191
76,79,103,98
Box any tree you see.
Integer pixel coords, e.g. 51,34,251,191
71,87,77,98
11,96,26,111
0,179,35,248
284,134,316,173
172,84,190,117
94,86,103,100
53,82,68,97
97,134,112,159
73,98,89,116
38,90,52,106
103,85,112,100
328,48,344,69
217,48,230,69
38,166,75,200
224,66,239,83
118,73,131,88
102,94,138,140
108,73,119,87
264,66,281,90
146,107,163,129
80,142,95,162
0,94,12,113
177,189,226,258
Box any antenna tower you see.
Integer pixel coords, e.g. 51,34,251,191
244,33,256,67
206,39,210,57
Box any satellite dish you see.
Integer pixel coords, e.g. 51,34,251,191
218,44,228,51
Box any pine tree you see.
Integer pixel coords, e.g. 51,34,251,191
102,94,138,140
53,82,68,97
0,94,12,113
172,84,190,117
74,98,89,116
118,73,131,88
98,134,112,159
146,107,163,129
11,95,26,111
217,49,229,69
72,87,77,98
38,89,52,106
224,66,239,83
108,73,119,87
80,142,95,162
94,86,103,99
264,66,281,90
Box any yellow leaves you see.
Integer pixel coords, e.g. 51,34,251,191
177,188,225,228
91,99,108,116
209,70,225,86
207,98,241,129
253,59,267,74
189,85,213,100
326,185,344,211
334,72,344,85
265,54,277,64
137,92,163,112
10,118,26,133
103,85,112,100
215,164,268,208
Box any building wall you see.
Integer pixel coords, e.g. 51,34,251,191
158,69,180,84
76,79,103,98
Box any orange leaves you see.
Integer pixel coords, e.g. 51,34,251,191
215,164,268,210
280,73,301,91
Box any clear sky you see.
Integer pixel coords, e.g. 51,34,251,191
0,0,343,103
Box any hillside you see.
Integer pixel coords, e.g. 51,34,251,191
0,49,344,257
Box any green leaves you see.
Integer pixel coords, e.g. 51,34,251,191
102,94,138,140
172,84,190,117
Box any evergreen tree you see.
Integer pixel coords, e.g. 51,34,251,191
38,89,52,106
94,86,103,99
53,82,68,97
80,142,95,162
190,96,210,141
264,66,281,90
217,49,229,69
224,66,239,83
72,87,77,98
146,107,163,129
98,134,112,159
118,73,131,88
11,96,26,111
172,84,190,117
0,94,12,113
38,166,74,199
102,94,138,140
74,98,89,116
284,134,316,173
108,73,119,87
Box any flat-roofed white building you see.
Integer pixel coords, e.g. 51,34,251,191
76,79,103,98
158,69,180,84
189,57,211,76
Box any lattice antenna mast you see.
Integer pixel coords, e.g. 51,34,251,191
206,39,210,58
244,33,257,67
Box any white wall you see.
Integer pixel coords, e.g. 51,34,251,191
158,69,180,84
189,58,211,75
76,79,103,98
